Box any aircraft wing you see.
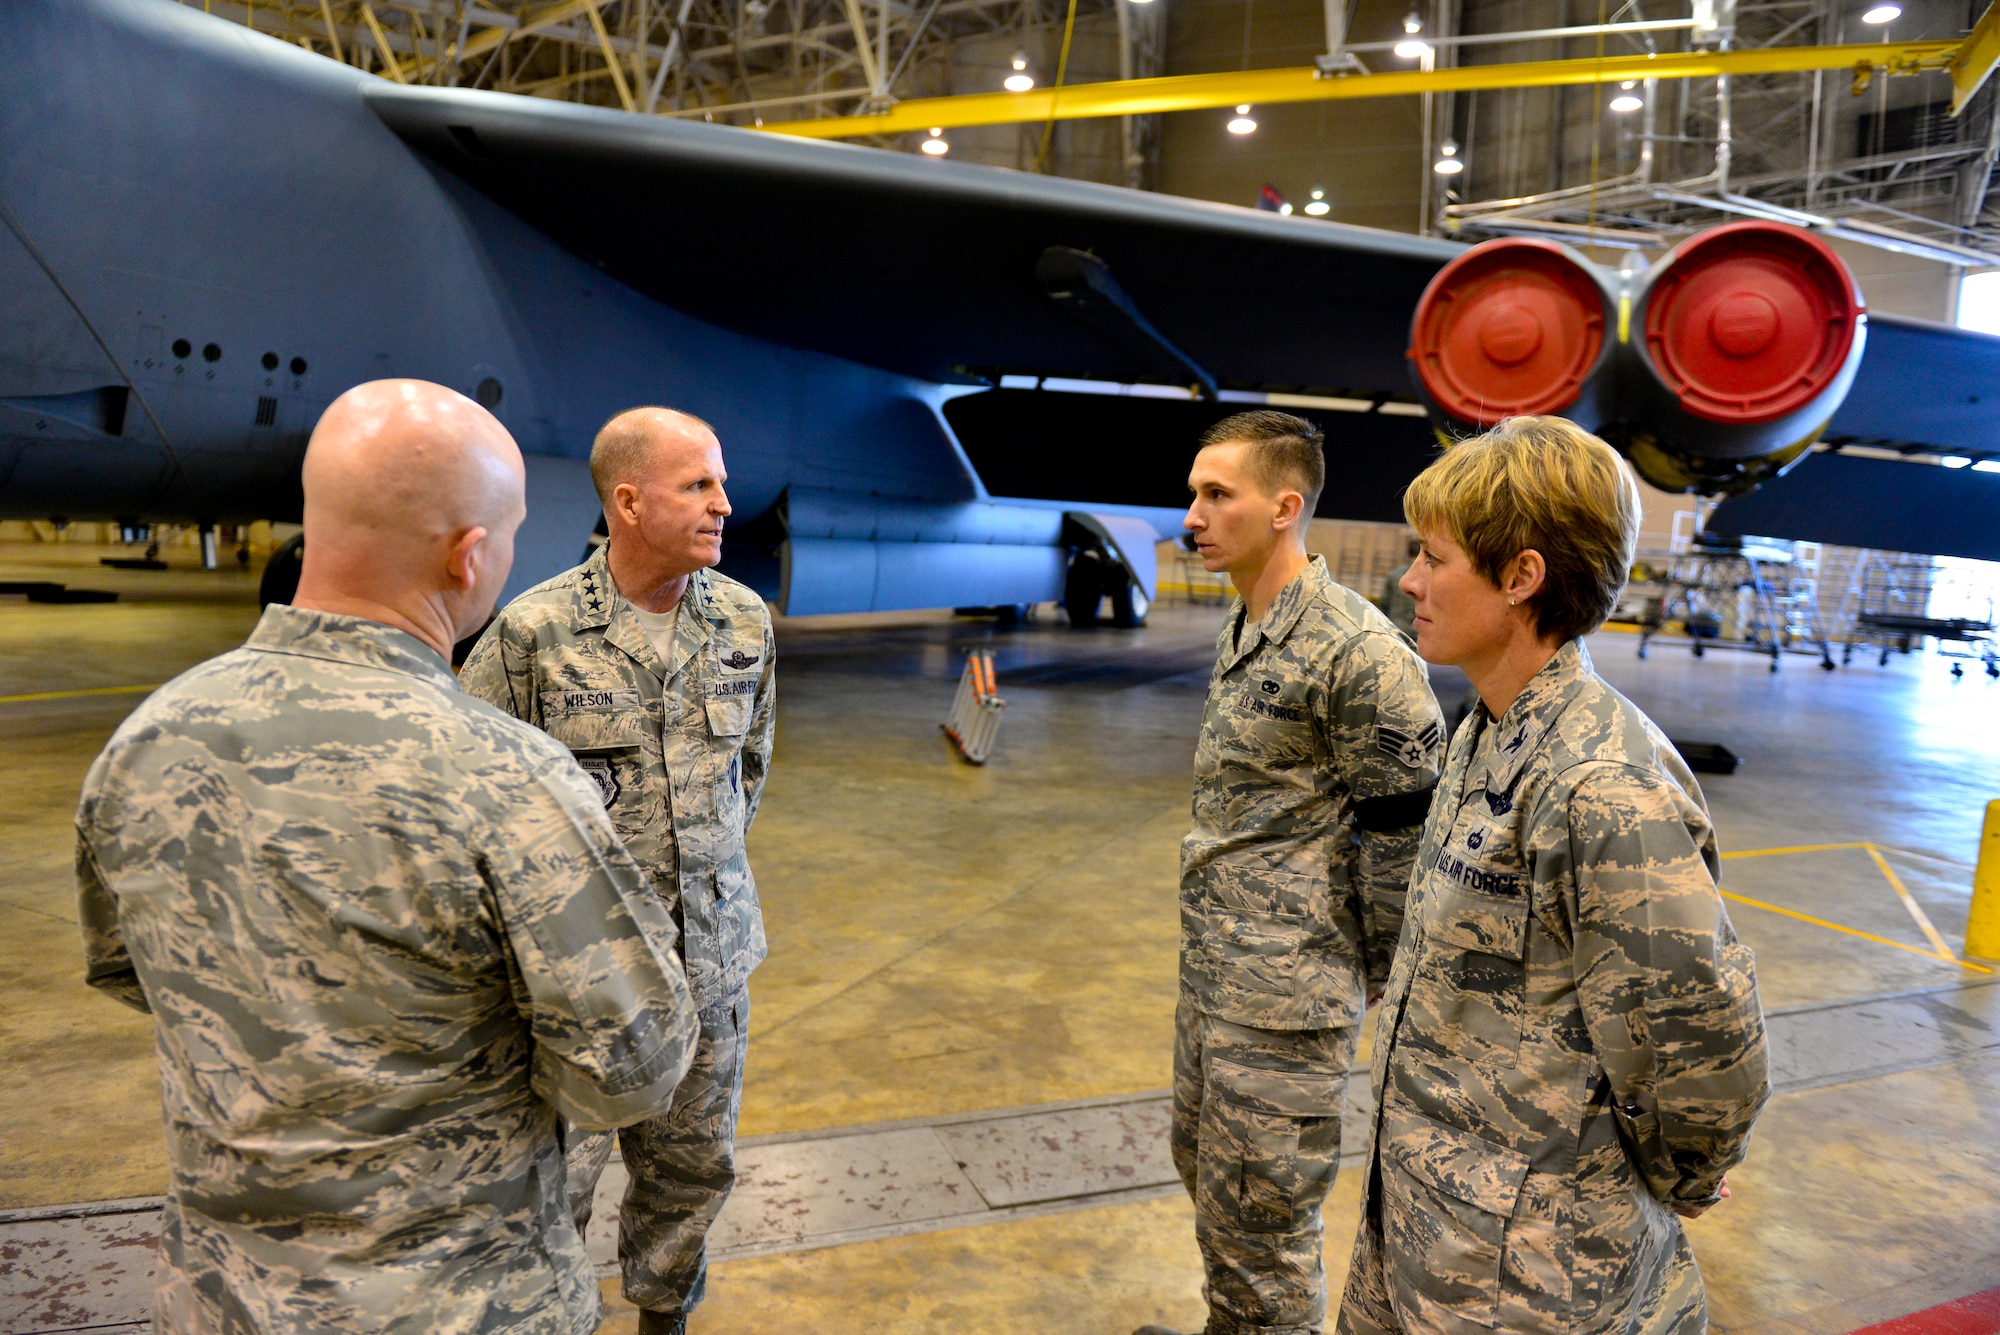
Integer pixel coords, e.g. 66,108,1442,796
1824,314,2000,456
365,85,1459,400
1709,314,2000,562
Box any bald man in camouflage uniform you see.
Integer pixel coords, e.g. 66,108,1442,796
462,407,773,1335
1155,412,1445,1335
76,381,699,1335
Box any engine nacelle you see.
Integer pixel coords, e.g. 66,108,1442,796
1408,237,1620,434
1408,222,1868,497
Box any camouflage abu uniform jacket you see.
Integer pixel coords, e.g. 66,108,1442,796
1341,640,1770,1335
1182,556,1446,1031
76,605,699,1335
461,545,775,1010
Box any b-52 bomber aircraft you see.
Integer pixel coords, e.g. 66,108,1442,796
3,0,1998,626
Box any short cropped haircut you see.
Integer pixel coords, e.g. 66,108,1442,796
1403,415,1640,643
589,406,717,506
1199,410,1325,517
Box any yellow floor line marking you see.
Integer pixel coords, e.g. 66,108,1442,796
1721,842,1872,859
1721,843,1993,974
1717,891,1980,967
0,683,158,705
1862,844,1960,962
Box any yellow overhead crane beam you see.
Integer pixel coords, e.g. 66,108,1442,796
757,29,1992,140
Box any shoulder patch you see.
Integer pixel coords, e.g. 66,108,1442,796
1377,720,1442,768
720,649,762,672
574,755,620,807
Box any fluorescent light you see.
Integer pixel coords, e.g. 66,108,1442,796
1942,455,1973,468
1304,199,1331,215
1004,72,1034,91
1228,105,1256,134
1609,94,1644,111
1862,3,1900,21
1393,37,1431,57
1973,460,2000,473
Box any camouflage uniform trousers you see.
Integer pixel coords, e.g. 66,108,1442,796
1172,989,1359,1335
566,985,750,1315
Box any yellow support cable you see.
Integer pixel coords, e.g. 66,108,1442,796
756,39,1959,139
318,0,344,64
358,2,408,83
581,0,639,112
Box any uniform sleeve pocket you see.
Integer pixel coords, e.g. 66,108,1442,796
1379,1101,1529,1327
1207,1058,1344,1233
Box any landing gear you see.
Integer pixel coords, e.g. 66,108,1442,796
259,533,305,607
1063,550,1106,628
1063,548,1147,629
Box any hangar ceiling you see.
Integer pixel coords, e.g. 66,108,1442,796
188,0,1159,179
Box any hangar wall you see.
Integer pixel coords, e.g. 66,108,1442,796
1157,0,1429,226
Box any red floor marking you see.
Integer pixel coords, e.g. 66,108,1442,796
1850,1287,2000,1335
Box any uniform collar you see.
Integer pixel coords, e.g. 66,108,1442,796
1218,554,1327,673
245,603,459,693
1475,638,1594,791
587,544,715,683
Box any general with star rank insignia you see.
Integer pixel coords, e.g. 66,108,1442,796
461,407,774,1335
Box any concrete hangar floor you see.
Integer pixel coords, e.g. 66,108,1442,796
1,537,1997,1335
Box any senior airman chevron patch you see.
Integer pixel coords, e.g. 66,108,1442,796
1376,720,1442,768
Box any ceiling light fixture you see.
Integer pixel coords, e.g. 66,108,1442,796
1433,138,1463,174
1395,11,1429,58
1609,93,1644,111
1004,70,1035,91
1942,455,1973,468
1227,104,1258,134
1304,185,1330,216
921,127,949,155
1861,3,1900,21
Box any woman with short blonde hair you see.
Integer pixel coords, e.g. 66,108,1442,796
1337,416,1771,1335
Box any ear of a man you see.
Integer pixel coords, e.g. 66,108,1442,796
446,526,490,592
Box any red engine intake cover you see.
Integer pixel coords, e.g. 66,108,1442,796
1642,221,1863,425
1409,238,1609,424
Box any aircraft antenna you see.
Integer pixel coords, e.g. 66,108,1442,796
0,189,192,501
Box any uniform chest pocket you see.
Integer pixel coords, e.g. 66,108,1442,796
1218,687,1316,765
1412,879,1533,1069
542,702,652,753
704,696,752,738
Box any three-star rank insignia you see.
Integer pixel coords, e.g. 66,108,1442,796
1376,719,1442,769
